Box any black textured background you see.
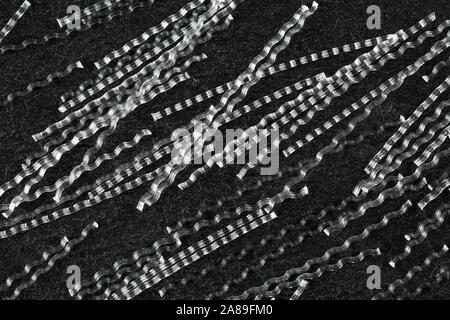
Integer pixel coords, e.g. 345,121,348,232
0,0,449,300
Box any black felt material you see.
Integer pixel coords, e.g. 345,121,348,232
0,0,449,300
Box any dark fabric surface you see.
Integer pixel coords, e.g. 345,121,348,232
0,0,449,300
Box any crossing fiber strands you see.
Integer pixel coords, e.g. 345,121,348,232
158,122,405,298
1,0,450,301
0,2,234,211
218,202,410,300
0,222,98,300
0,2,151,56
0,12,236,214
374,244,449,299
56,0,137,27
32,3,237,143
238,16,440,167
94,0,210,69
389,204,450,268
289,280,309,300
152,72,325,121
136,2,319,211
396,266,450,299
180,15,437,190
0,1,30,44
58,2,208,105
150,34,391,121
0,73,190,218
364,74,450,178
107,211,278,300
